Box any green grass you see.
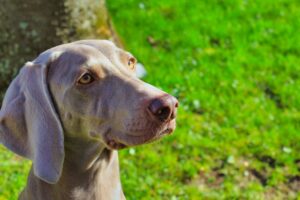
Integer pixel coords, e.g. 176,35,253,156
1,0,300,199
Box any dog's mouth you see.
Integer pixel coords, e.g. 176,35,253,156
104,121,176,150
106,140,127,150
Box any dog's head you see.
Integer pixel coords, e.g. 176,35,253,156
0,40,178,184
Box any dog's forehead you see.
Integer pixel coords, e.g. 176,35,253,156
45,45,108,76
70,40,134,69
57,44,108,62
52,43,129,69
43,42,136,83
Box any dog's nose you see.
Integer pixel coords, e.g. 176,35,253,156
148,95,178,122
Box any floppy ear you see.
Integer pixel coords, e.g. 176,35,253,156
0,53,64,184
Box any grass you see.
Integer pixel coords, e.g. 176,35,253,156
1,0,300,199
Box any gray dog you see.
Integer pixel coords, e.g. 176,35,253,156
0,40,178,200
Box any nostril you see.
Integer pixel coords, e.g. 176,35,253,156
175,102,179,108
156,107,171,121
148,99,172,122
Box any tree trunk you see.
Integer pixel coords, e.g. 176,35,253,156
0,0,121,99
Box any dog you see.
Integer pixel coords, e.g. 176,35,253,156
0,40,178,200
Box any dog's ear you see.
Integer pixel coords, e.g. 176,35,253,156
0,51,64,184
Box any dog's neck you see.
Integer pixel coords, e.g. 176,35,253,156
20,137,125,200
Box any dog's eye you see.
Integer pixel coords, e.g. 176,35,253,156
128,57,136,70
78,73,94,84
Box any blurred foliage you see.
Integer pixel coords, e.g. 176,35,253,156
1,0,300,199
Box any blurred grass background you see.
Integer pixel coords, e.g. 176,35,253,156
1,0,300,199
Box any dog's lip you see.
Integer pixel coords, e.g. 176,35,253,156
160,127,174,135
104,128,127,150
104,120,176,150
106,140,127,150
158,119,176,136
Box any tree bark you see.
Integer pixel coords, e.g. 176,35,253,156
0,0,121,99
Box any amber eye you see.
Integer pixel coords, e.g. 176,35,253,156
78,73,94,84
128,57,136,70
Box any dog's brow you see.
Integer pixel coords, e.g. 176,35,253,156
83,55,123,78
86,57,101,66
